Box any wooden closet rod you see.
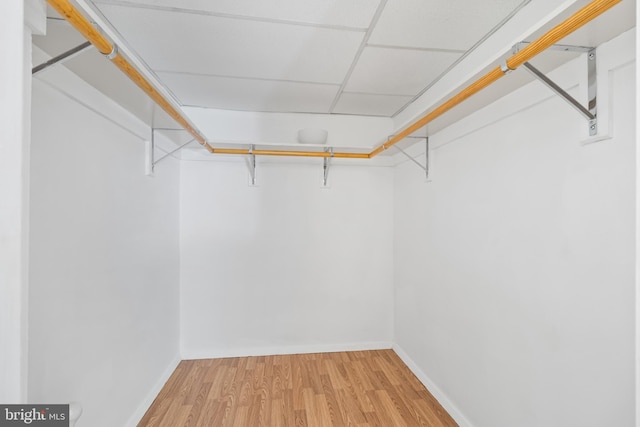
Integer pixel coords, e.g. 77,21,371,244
47,0,620,159
47,0,216,153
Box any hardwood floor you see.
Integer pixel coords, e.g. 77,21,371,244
138,349,458,427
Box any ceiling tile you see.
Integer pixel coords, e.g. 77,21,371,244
345,47,460,96
97,4,365,83
94,0,381,28
333,93,413,116
369,0,527,50
158,72,339,113
528,0,635,48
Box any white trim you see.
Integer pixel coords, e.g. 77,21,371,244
0,1,29,403
125,356,181,427
181,341,393,360
392,344,475,427
635,4,639,426
24,0,46,35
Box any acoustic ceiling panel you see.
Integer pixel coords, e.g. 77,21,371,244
36,0,634,154
344,47,461,96
158,72,340,113
333,93,413,117
94,0,380,28
369,0,528,50
96,4,365,83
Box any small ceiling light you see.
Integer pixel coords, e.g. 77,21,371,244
297,128,328,145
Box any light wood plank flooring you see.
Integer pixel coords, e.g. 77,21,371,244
138,349,458,426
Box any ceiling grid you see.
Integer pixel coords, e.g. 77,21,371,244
36,0,634,155
88,0,531,117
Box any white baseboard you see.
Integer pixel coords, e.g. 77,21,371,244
181,341,393,360
125,355,181,427
392,344,474,427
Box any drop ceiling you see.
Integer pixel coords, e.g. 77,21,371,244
34,0,635,155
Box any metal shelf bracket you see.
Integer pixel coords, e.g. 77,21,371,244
153,138,195,166
248,145,256,186
516,43,597,136
322,147,334,187
32,41,93,76
394,137,429,180
147,128,196,175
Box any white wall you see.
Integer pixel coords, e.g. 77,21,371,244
636,7,640,427
28,57,181,426
0,0,45,403
180,158,394,358
394,30,636,427
0,1,28,403
184,107,393,149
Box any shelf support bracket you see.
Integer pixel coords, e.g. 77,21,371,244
32,41,93,76
521,48,597,135
146,128,156,176
248,145,256,186
153,138,195,166
394,137,429,180
323,147,333,187
147,129,196,174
